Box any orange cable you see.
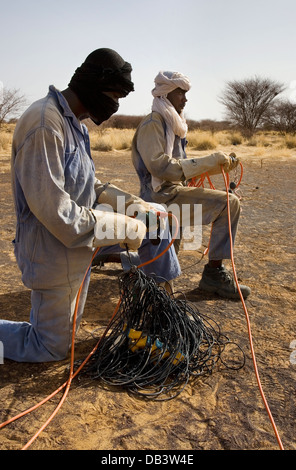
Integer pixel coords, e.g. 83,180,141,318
1,183,284,450
190,164,284,449
236,161,244,188
21,246,102,450
0,212,178,449
221,166,284,450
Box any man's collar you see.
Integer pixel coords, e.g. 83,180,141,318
49,85,84,133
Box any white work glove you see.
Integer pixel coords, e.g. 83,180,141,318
91,205,147,251
127,202,167,234
225,152,240,173
180,152,239,180
98,183,152,214
98,183,165,232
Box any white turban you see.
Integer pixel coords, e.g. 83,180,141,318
151,71,191,192
152,71,191,97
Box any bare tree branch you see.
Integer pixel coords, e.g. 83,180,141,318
0,87,27,127
219,77,285,137
263,99,296,134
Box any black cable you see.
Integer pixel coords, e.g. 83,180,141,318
86,267,245,400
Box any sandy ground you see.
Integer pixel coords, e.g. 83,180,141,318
0,143,295,451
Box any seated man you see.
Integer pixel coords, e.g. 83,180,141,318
131,70,250,300
0,50,180,363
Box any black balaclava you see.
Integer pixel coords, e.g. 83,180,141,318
68,48,134,125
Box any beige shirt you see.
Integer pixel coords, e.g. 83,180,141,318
131,112,188,203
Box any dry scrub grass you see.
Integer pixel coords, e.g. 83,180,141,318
0,122,296,451
0,124,14,151
88,127,296,155
188,130,296,157
89,128,135,151
1,123,296,156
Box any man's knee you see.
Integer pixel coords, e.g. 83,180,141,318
39,335,70,362
27,322,71,362
229,192,240,215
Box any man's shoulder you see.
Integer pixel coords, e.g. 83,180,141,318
132,111,166,152
14,92,65,143
139,111,165,128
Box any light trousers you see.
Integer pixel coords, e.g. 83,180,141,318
148,184,241,261
0,220,180,363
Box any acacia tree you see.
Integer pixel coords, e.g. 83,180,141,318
263,99,296,134
0,86,26,127
219,77,285,137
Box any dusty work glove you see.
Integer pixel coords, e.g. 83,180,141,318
98,183,165,232
130,202,167,234
91,205,147,251
98,183,152,213
180,152,239,180
224,152,240,173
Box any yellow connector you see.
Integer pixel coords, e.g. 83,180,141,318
172,351,185,365
123,325,184,364
130,336,149,352
127,327,143,341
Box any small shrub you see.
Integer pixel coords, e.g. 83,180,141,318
90,132,112,151
89,128,135,151
0,130,13,151
246,137,258,147
284,135,296,148
228,132,243,145
187,131,217,150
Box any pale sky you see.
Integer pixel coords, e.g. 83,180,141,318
1,0,295,121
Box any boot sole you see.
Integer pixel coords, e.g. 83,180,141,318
199,279,250,300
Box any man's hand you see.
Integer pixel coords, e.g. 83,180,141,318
127,202,166,233
92,208,147,251
180,151,240,180
121,216,147,250
222,152,240,173
207,151,239,173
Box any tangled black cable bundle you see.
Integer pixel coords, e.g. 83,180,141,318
88,267,245,400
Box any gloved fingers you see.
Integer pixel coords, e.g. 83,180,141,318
121,218,147,251
127,202,166,232
145,202,167,232
147,202,167,214
126,202,151,220
222,153,240,173
129,201,154,215
229,152,240,169
92,209,146,250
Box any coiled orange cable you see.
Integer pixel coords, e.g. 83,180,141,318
0,174,284,450
0,213,178,449
221,166,284,450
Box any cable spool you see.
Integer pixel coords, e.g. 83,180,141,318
0,164,285,450
87,267,245,400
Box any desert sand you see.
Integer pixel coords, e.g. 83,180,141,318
0,144,295,451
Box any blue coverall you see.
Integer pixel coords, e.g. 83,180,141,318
0,86,180,362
